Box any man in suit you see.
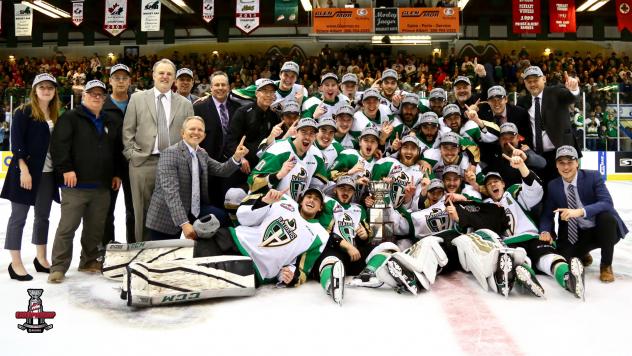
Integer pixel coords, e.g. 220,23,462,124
539,146,629,283
479,85,532,146
123,58,195,242
175,68,199,103
517,66,581,183
103,63,135,245
146,116,249,240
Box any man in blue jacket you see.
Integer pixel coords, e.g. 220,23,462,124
539,146,629,283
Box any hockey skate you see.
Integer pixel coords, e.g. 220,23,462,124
349,268,384,288
328,260,345,306
514,264,545,298
565,257,585,300
494,249,516,297
386,255,419,295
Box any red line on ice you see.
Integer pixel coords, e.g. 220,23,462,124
433,273,524,356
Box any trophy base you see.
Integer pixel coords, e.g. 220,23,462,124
369,221,395,245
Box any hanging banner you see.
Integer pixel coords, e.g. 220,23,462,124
398,7,459,33
375,8,398,34
512,0,541,34
202,0,214,23
72,1,84,27
235,0,260,34
617,0,632,32
14,4,33,37
275,0,298,25
104,0,128,36
0,1,3,34
312,8,373,33
141,0,161,32
549,0,576,33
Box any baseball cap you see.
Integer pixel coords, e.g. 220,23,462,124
487,85,507,98
427,179,445,191
401,135,421,148
176,68,194,79
256,79,277,91
32,73,57,88
401,94,420,107
420,112,440,125
522,66,544,79
454,76,471,86
282,101,300,114
320,73,339,85
443,165,462,177
301,187,324,203
318,117,337,130
335,105,355,117
442,104,461,118
110,63,131,76
296,118,318,131
555,145,578,160
429,88,447,101
362,88,381,101
341,73,358,85
84,79,107,92
281,61,300,75
336,175,356,190
439,132,461,146
499,122,518,135
382,69,398,81
359,126,380,140
483,171,503,183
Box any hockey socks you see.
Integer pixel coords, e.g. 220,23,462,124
551,257,585,299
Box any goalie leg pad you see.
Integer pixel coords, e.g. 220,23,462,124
451,231,502,291
125,255,256,307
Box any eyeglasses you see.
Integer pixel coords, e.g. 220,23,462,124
86,92,105,99
110,76,129,82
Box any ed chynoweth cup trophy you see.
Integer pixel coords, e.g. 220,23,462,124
368,180,394,244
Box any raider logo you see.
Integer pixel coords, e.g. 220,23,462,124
391,171,409,208
261,217,298,247
15,289,56,333
504,208,516,237
426,208,450,232
290,167,308,200
337,213,355,243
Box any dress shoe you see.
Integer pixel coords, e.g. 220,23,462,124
8,264,33,281
78,260,103,273
581,254,593,267
33,258,50,273
600,265,615,283
47,271,65,284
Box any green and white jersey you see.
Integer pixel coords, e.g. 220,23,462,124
319,196,368,245
233,81,308,113
350,105,398,138
371,157,425,211
334,133,358,150
440,119,499,144
301,93,350,121
421,148,481,180
483,178,543,244
249,138,328,200
389,199,456,239
330,148,376,180
232,195,329,282
315,140,344,169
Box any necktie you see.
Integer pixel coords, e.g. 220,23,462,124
494,115,506,125
157,94,169,152
219,103,229,134
191,150,200,218
566,184,579,245
534,97,543,154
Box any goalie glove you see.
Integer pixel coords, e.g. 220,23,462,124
451,230,503,291
397,235,449,290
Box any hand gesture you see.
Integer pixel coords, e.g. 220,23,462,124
464,165,477,185
507,143,527,161
295,85,305,103
356,176,370,186
314,104,327,119
419,160,432,174
356,225,368,240
232,136,250,162
20,171,32,190
502,152,525,170
474,57,486,77
554,208,584,221
446,199,459,222
269,122,284,141
380,121,394,144
284,119,298,138
240,158,251,174
262,187,290,204
364,194,375,208
348,160,365,176
390,132,401,152
404,182,416,203
277,156,297,180
391,92,402,107
564,71,579,92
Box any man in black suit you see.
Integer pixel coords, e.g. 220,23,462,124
479,86,532,146
194,71,241,206
517,66,581,183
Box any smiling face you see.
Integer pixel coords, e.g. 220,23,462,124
381,78,398,96
443,113,461,132
488,96,507,116
359,135,378,158
153,62,176,93
556,157,579,182
525,75,546,97
336,114,353,135
362,97,379,114
401,103,419,126
255,85,276,109
440,144,460,165
82,88,106,114
176,75,194,96
109,70,131,95
35,81,56,105
279,71,297,91
317,126,336,147
211,74,229,101
181,118,206,148
320,79,339,101
454,83,471,102
294,127,317,156
300,192,323,219
341,82,357,99
399,142,419,166
442,172,462,193
335,184,355,204
485,177,505,202
421,123,439,142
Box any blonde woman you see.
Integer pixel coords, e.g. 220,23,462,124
1,73,61,281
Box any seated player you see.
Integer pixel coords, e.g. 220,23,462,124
302,73,349,121
483,154,584,299
248,118,328,201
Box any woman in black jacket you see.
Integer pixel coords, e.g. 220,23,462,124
1,73,61,281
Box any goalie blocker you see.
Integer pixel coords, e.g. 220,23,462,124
123,255,256,307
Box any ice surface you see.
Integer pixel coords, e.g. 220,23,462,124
1,181,631,356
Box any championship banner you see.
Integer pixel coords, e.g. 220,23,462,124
72,1,83,27
141,0,161,32
549,0,575,33
202,0,214,23
617,0,632,32
235,0,260,34
375,7,398,34
14,4,33,37
398,7,459,33
104,0,128,36
275,0,298,25
312,8,373,34
512,0,541,34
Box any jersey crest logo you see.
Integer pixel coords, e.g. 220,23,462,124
504,208,516,237
426,208,450,232
391,171,409,208
261,217,298,248
290,167,308,200
337,213,355,243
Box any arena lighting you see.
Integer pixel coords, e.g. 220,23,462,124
587,0,609,11
169,0,195,14
301,0,313,12
21,1,61,18
577,0,600,12
457,0,470,9
33,1,71,18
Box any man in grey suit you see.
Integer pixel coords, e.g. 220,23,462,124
146,116,249,240
123,58,195,242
